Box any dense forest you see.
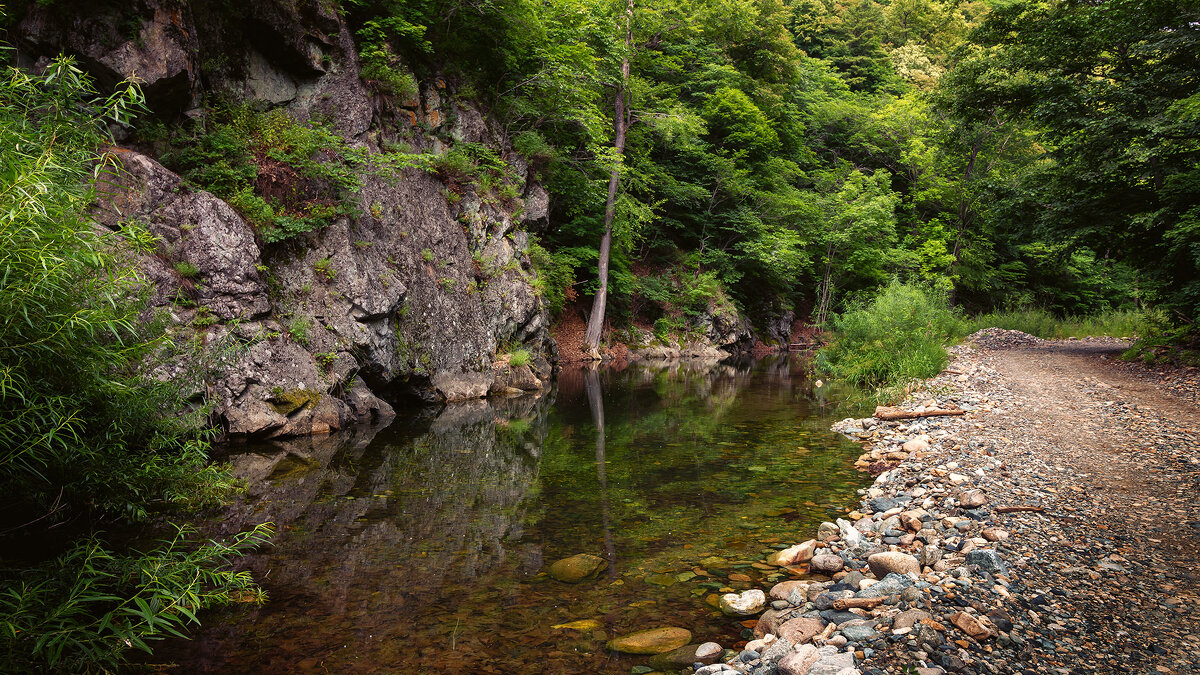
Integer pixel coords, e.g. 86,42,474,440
335,0,1198,330
1,0,1197,670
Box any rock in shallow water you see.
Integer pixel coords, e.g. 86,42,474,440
606,626,692,654
547,553,606,582
720,589,767,615
648,641,723,668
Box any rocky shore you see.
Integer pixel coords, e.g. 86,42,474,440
593,328,1200,675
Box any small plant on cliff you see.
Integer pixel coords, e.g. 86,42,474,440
508,349,531,368
287,316,312,346
174,261,201,278
314,256,337,281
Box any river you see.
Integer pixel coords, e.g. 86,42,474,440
157,354,868,673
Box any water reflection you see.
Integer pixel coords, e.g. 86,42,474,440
160,355,867,674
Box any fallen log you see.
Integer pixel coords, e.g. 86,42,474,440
994,506,1045,514
873,405,966,421
832,597,886,611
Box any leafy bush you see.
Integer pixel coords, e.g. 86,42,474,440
163,104,362,243
817,282,965,391
528,240,577,315
508,349,531,367
0,52,267,671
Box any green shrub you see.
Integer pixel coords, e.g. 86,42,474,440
528,240,577,315
965,308,1144,339
817,281,965,392
508,349,531,368
162,104,362,243
287,316,312,346
173,261,200,278
313,256,337,281
0,53,267,672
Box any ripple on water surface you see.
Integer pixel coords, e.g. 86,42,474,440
158,354,869,674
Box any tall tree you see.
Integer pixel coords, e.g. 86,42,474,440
583,0,635,356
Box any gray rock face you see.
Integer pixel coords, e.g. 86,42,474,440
17,1,199,114
24,0,560,438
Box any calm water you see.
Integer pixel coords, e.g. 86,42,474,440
158,355,868,674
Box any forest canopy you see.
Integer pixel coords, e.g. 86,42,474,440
342,0,1198,332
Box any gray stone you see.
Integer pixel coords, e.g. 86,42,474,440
810,554,845,574
965,549,1007,574
892,609,932,630
809,650,857,675
839,623,878,642
778,644,821,675
854,573,914,599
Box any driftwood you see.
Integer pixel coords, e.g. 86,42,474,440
832,597,886,611
994,506,1045,514
873,405,966,421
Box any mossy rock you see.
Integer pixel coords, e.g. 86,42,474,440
547,553,607,583
268,388,322,415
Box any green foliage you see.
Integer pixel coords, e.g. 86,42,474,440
173,261,200,279
507,349,531,368
817,282,964,391
966,309,1145,341
313,256,337,282
1121,310,1200,367
0,524,273,673
162,104,361,243
0,49,266,672
528,240,577,315
287,316,312,346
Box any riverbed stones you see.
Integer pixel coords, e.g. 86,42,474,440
817,521,839,540
949,611,994,641
893,609,933,630
867,551,920,578
770,580,808,601
720,589,767,616
810,554,845,574
606,627,692,654
547,553,606,582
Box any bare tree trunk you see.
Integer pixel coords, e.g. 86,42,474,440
583,0,634,359
815,242,835,326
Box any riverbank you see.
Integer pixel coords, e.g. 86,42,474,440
686,328,1200,675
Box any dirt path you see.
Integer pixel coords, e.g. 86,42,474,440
977,340,1200,673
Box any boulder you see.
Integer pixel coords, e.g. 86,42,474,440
777,540,818,566
648,642,723,669
810,554,845,574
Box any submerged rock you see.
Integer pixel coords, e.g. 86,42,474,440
606,626,692,654
547,553,606,583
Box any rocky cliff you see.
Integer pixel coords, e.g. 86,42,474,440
13,0,555,438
